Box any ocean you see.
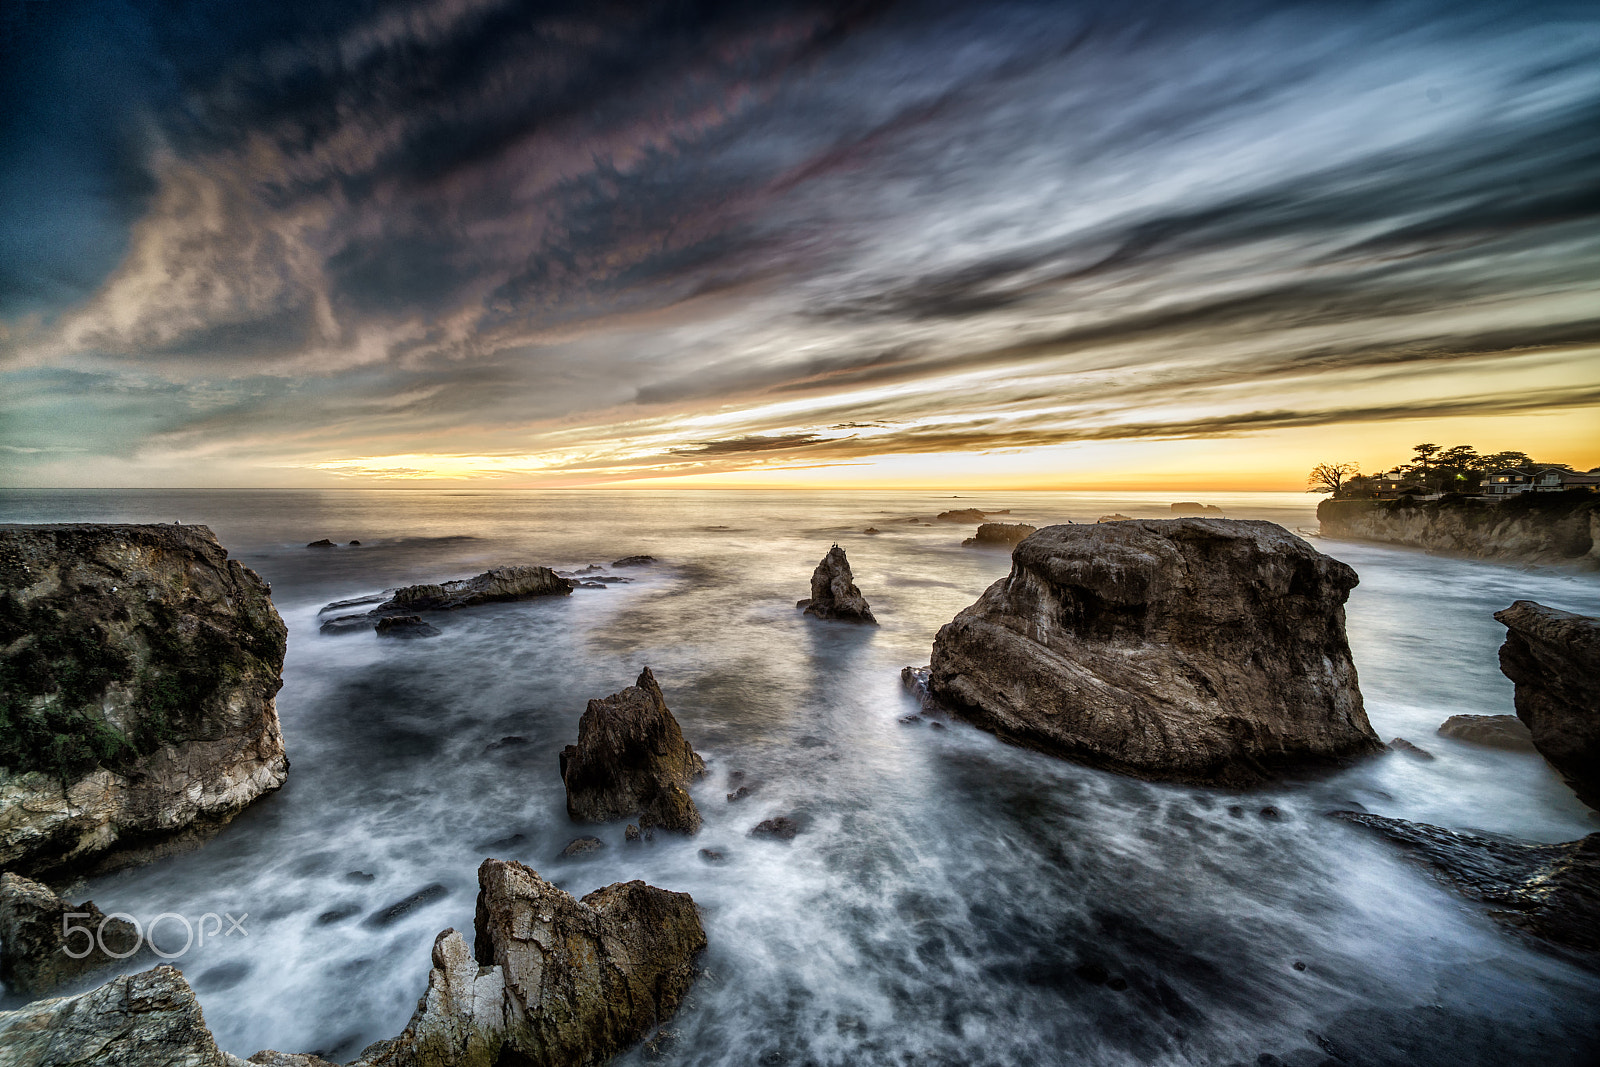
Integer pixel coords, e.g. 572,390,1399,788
2,488,1597,1065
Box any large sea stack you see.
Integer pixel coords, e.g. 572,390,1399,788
560,667,706,833
1494,600,1600,810
0,523,288,878
922,519,1381,785
797,545,877,624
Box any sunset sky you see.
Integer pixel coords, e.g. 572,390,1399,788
2,0,1597,490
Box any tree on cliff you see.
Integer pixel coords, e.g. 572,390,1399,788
1306,462,1360,495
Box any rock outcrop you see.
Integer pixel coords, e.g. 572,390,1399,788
796,545,877,624
0,523,289,878
610,555,656,568
1170,502,1223,516
375,616,441,639
1494,600,1600,809
1317,494,1600,568
560,668,706,834
1333,811,1600,955
921,519,1381,785
936,509,988,523
962,523,1037,548
0,965,237,1066
1436,713,1535,751
377,566,570,613
0,871,140,995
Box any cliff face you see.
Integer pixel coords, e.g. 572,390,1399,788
1494,600,1600,810
925,519,1380,785
1317,494,1600,567
0,524,288,878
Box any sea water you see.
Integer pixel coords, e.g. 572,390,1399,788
1,489,1596,1066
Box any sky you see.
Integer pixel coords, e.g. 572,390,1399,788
1,0,1597,490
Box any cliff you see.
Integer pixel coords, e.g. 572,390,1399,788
1316,492,1600,568
0,523,288,878
1494,600,1600,810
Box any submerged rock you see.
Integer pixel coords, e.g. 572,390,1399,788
1333,811,1600,955
1494,600,1600,810
377,565,570,613
1387,737,1436,760
0,871,140,995
962,522,1037,548
750,816,801,840
1437,714,1536,751
922,519,1381,785
798,545,877,624
560,836,605,858
0,965,231,1066
375,615,442,639
0,523,289,878
560,667,706,834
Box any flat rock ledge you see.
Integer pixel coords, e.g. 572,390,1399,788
922,519,1381,785
1495,600,1600,810
319,566,572,635
0,523,289,879
561,667,706,834
0,871,140,995
796,545,877,624
1436,713,1535,751
1333,811,1600,956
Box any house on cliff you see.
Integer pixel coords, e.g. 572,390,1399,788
1485,466,1594,496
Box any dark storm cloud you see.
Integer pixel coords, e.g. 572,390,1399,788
2,0,1598,479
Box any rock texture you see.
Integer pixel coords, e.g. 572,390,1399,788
0,965,234,1067
0,871,140,995
1437,713,1536,751
923,519,1381,785
1494,600,1600,809
1333,811,1600,955
0,523,288,878
962,523,1037,548
377,566,570,613
375,616,441,639
560,668,706,834
1317,494,1600,568
796,545,877,624
352,928,507,1067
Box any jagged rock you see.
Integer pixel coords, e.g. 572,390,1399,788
560,668,705,834
610,556,656,568
251,1054,341,1067
0,871,140,995
1387,737,1436,760
377,566,570,613
962,523,1037,548
1170,502,1224,516
1437,714,1536,751
798,545,877,624
306,538,337,548
922,519,1381,785
469,859,706,1067
0,523,288,878
376,615,441,639
936,509,988,523
0,965,231,1066
1494,600,1600,810
349,928,507,1067
1333,811,1600,954
624,824,641,842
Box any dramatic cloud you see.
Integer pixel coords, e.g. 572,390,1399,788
1,0,1597,485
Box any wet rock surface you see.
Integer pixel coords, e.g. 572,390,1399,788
0,965,232,1066
961,523,1037,548
560,667,706,834
0,523,289,878
374,615,440,639
0,871,140,995
922,519,1381,785
1494,600,1600,809
1437,714,1536,751
750,816,801,840
1332,811,1600,955
1387,737,1436,760
377,565,570,613
797,545,877,624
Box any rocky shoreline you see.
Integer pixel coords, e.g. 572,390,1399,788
1317,494,1600,568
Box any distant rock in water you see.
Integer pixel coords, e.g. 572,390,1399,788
1170,502,1224,516
560,667,706,834
378,565,570,613
1332,811,1600,955
306,538,337,548
0,872,140,995
797,544,878,624
348,539,362,546
1494,600,1600,810
1437,714,1535,751
610,554,657,567
375,615,441,638
921,519,1381,785
0,523,288,878
937,508,989,523
962,522,1036,548
863,527,880,535
1097,513,1132,523
0,966,230,1065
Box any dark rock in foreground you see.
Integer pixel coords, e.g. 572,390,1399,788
1437,714,1536,751
0,965,230,1065
377,565,570,613
0,523,289,878
797,544,877,624
923,519,1381,785
1495,600,1600,810
375,615,441,639
561,667,706,834
0,871,140,995
1333,811,1600,955
962,522,1037,548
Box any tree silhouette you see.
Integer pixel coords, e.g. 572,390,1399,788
1306,462,1360,495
